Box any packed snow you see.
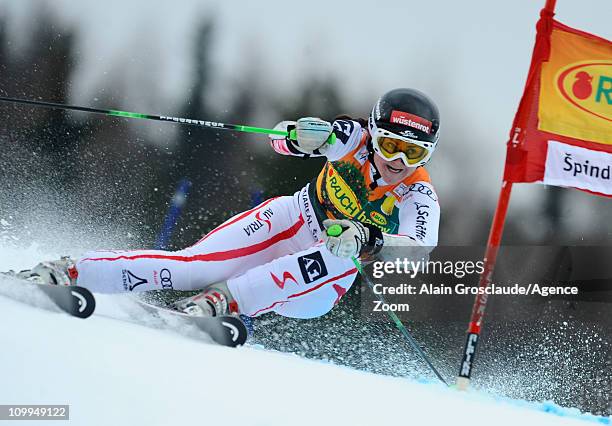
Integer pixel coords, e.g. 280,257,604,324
0,278,609,426
0,235,609,425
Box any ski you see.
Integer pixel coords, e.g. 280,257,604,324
135,298,249,347
0,273,96,319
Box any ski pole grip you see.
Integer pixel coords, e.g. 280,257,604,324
326,224,343,237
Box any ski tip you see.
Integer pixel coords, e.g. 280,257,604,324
70,287,96,319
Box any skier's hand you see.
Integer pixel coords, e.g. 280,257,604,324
289,117,335,154
270,120,295,135
323,219,384,259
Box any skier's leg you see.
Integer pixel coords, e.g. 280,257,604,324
75,195,317,293
227,243,358,319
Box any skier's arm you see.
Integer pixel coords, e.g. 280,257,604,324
322,182,440,262
269,118,363,160
374,185,440,262
395,182,440,247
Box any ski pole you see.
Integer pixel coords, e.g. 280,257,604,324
0,96,288,137
326,224,448,386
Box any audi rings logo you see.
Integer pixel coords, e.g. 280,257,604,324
407,182,438,202
159,268,174,290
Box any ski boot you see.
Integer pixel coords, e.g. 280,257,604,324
9,256,78,286
173,282,238,317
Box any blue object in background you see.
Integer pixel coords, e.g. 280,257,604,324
155,178,192,250
250,189,265,208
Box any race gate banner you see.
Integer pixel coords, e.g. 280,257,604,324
503,9,612,197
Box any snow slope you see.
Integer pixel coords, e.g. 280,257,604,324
0,291,608,426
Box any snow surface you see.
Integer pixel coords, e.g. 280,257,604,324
0,289,609,426
0,239,609,426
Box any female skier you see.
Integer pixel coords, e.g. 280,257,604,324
20,88,441,319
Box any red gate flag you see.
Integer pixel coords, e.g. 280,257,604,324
504,8,612,197
457,1,609,390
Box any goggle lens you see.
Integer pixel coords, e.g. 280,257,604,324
378,137,428,164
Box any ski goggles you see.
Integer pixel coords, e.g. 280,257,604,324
371,132,431,167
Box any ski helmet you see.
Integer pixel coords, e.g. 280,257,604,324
368,88,440,168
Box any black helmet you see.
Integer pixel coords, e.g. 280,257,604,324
368,88,440,167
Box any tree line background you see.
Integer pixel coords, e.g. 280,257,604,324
1,10,609,250
0,13,333,247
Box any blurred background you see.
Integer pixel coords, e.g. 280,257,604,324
0,0,610,249
0,0,610,415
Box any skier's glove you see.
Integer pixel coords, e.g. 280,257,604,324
288,117,335,155
323,219,384,259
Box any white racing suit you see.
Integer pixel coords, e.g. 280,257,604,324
76,119,440,319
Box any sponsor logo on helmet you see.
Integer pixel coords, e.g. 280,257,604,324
390,110,432,134
399,129,418,138
556,61,612,122
375,100,382,120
